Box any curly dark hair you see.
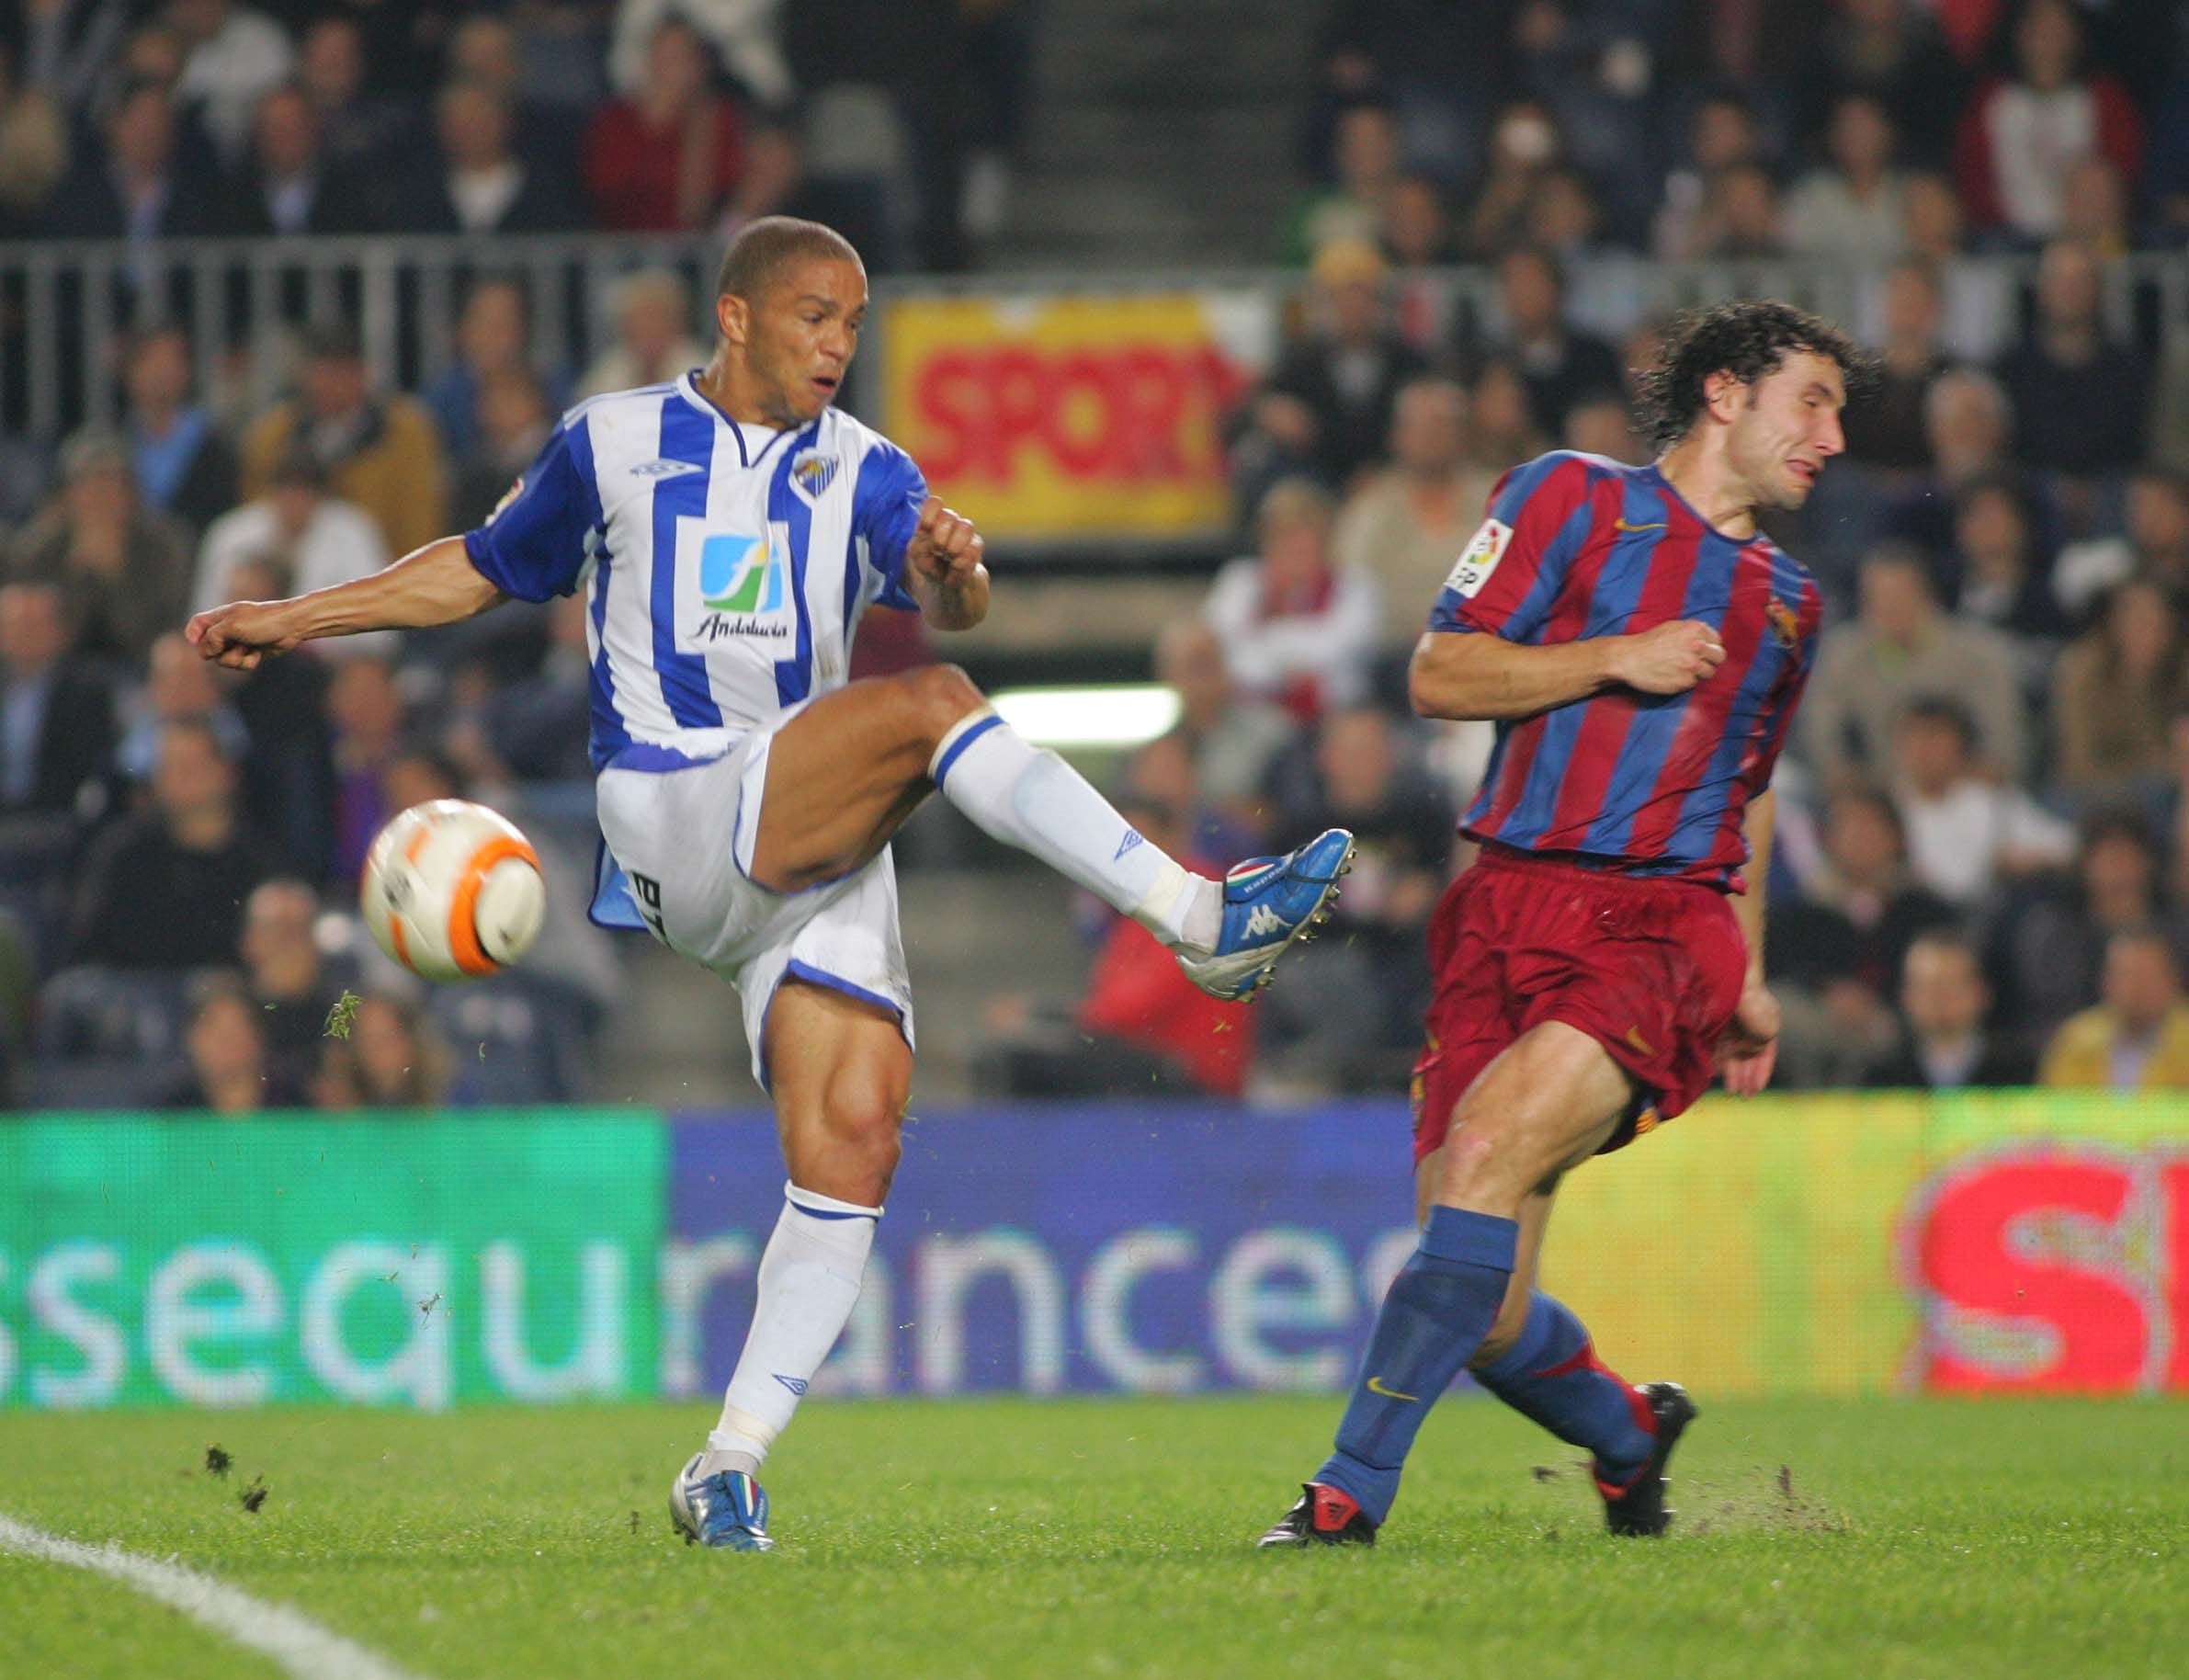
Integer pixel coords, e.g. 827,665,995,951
1632,301,1874,448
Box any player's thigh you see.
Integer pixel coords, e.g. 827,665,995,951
752,665,988,891
765,978,914,1206
1429,1020,1629,1218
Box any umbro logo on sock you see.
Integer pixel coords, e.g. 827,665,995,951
1115,830,1144,861
774,1374,809,1396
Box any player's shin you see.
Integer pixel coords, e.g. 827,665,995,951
926,709,1217,950
1470,1291,1656,1489
698,1182,880,1476
1315,1207,1519,1524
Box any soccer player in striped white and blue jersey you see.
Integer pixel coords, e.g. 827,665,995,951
189,217,1355,1552
1259,301,1869,1549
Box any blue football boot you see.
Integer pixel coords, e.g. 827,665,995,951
669,1454,777,1551
1176,827,1355,1003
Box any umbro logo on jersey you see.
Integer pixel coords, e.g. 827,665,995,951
633,459,706,479
1243,904,1286,938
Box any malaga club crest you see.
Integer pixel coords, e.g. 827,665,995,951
789,448,838,504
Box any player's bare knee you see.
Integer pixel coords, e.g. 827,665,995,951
898,663,987,749
822,1071,907,1194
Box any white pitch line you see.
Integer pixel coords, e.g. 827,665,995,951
0,1512,430,1680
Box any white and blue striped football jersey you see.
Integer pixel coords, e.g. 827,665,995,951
464,371,925,768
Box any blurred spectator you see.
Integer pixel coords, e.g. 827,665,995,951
166,0,292,165
1239,240,1425,500
0,581,116,822
296,16,409,181
1521,166,1607,264
1891,696,2071,904
1466,358,1551,474
14,0,130,121
2058,153,2131,257
1692,161,1784,259
1898,169,2018,361
1202,479,1380,724
1784,94,1909,260
66,717,276,969
164,971,303,1113
0,46,68,237
423,278,564,468
1863,929,2034,1089
7,428,194,667
1804,546,2030,783
1652,91,1764,260
1993,810,2173,1052
1379,171,1455,267
1770,783,1956,1086
976,786,1253,1099
222,82,370,236
192,447,392,649
609,0,797,116
1942,474,2070,641
1843,260,1949,471
1561,391,1644,464
575,269,708,402
213,552,336,883
1121,731,1255,867
2048,581,2189,807
1461,247,1623,440
238,877,350,1092
41,78,220,238
417,77,574,235
1885,368,2022,561
240,321,448,561
1807,0,1965,166
1993,239,2149,481
477,593,592,783
2055,470,2189,615
1332,377,1501,653
2038,927,2189,1090
584,18,794,235
1283,99,1399,264
116,630,248,783
1259,707,1451,1094
450,370,553,531
124,324,238,538
312,991,449,1108
1152,621,1295,846
1955,0,2141,245
1462,98,1566,259
326,653,404,886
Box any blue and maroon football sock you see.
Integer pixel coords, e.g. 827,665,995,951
1313,1206,1518,1525
1470,1290,1656,1491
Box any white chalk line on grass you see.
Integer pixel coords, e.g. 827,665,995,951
0,1512,431,1680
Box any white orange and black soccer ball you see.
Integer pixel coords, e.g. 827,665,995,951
360,800,547,982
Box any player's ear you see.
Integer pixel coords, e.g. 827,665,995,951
716,290,749,349
1701,369,1746,426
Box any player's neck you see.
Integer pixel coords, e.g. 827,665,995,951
694,354,796,431
1652,440,1758,539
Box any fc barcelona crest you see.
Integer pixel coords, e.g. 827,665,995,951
789,448,838,503
1764,596,1800,650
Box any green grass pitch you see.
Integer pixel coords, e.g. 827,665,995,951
0,1395,2182,1680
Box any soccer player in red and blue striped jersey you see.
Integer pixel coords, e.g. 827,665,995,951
1262,301,1869,1549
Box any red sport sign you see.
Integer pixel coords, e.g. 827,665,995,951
877,290,1273,542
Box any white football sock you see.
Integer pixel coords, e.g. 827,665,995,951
700,1182,879,1476
929,709,1221,952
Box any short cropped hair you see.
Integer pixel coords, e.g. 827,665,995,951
715,216,862,303
1632,300,1872,448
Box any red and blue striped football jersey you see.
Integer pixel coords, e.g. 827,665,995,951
1427,450,1822,891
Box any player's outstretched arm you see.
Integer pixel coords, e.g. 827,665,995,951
1408,618,1726,721
903,496,990,631
187,536,505,669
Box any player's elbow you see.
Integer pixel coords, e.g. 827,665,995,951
1407,634,1471,720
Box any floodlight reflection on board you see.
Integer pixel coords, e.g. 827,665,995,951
989,686,1183,750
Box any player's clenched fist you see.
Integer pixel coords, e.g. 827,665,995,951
185,601,302,670
1607,619,1726,695
906,496,985,585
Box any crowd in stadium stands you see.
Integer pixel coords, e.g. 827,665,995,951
10,0,2189,1107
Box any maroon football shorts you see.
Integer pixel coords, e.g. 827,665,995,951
1410,845,1750,1164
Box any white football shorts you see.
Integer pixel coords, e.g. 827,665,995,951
592,701,914,1087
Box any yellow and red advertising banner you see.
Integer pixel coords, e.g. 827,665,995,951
877,289,1276,542
1542,1091,2189,1396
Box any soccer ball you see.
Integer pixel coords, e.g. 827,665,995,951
361,800,547,982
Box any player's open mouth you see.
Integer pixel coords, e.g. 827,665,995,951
1788,461,1818,485
812,376,840,396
